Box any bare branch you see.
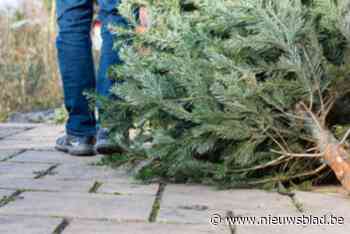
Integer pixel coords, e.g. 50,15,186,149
340,128,350,145
271,149,323,158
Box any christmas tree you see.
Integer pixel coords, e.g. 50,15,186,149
99,0,350,191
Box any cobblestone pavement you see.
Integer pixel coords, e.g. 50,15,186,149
0,124,349,234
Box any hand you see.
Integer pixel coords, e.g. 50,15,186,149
135,6,149,34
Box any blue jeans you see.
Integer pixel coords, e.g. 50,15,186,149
56,0,126,137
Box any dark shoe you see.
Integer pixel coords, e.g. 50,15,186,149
95,128,125,155
55,134,96,156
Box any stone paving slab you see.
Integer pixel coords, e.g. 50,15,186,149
0,150,22,161
0,123,42,128
237,226,302,234
0,139,56,151
0,215,62,234
0,162,52,179
158,185,298,224
48,164,131,182
301,226,350,234
1,124,349,234
0,189,14,198
0,192,155,221
0,177,94,193
8,150,103,165
98,180,159,195
0,125,63,151
5,125,64,139
64,220,228,234
294,191,350,218
238,224,349,234
0,126,29,139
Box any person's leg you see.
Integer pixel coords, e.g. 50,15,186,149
95,0,128,154
56,0,96,137
96,0,126,99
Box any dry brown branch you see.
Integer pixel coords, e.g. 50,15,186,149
340,128,350,145
271,149,323,158
231,155,291,173
248,164,328,185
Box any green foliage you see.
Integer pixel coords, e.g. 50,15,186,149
53,106,68,124
94,153,130,167
100,0,350,188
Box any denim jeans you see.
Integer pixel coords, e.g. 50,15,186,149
56,0,126,137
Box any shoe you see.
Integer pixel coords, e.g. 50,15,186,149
55,134,96,156
95,128,126,155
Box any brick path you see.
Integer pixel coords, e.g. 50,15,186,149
0,124,349,234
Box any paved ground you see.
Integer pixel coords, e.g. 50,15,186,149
0,124,349,234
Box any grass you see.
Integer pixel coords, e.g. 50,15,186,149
0,11,62,121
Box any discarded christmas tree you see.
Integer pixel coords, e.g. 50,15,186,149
99,0,350,191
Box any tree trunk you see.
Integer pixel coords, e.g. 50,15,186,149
305,113,350,193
